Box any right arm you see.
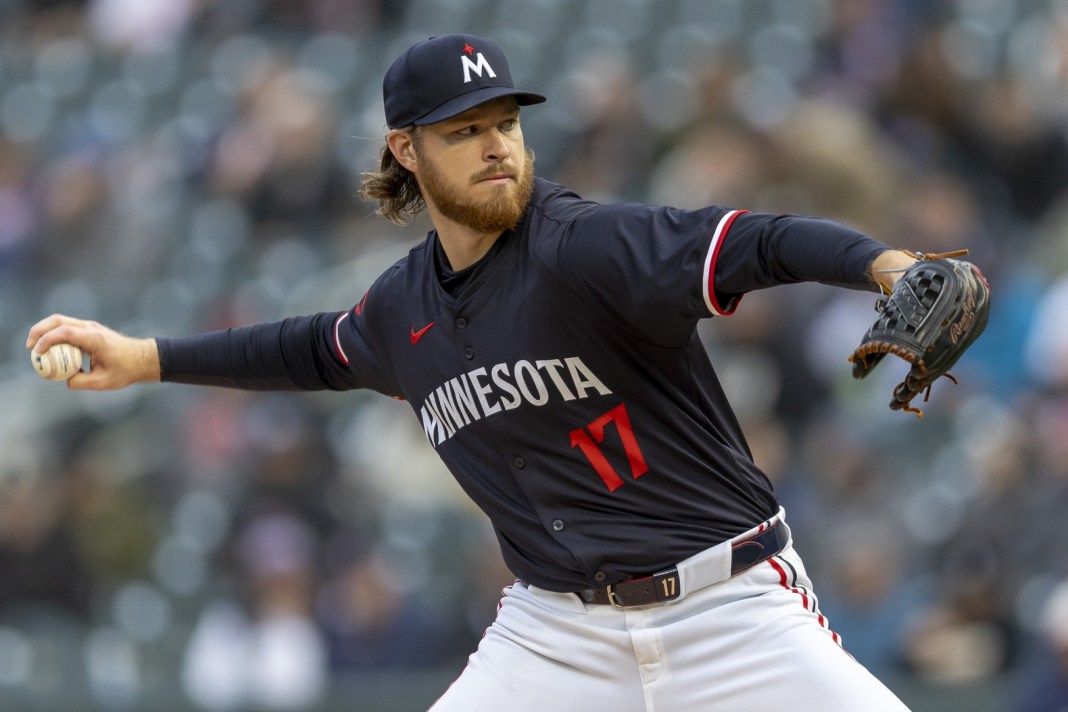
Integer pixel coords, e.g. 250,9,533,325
26,312,358,392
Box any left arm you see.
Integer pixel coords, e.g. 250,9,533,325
554,204,915,347
712,213,915,300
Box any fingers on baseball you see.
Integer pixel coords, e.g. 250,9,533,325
27,316,103,355
26,313,73,348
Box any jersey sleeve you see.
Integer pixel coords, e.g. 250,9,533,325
557,204,889,346
330,285,404,396
556,202,747,346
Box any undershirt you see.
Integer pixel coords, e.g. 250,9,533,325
434,231,506,296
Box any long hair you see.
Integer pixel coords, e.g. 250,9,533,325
359,128,424,226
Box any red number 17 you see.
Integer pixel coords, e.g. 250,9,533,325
569,403,649,492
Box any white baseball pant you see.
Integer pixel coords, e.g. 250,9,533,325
429,510,911,711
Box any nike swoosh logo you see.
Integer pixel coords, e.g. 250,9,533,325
410,322,435,344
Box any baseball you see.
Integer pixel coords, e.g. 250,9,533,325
31,343,83,381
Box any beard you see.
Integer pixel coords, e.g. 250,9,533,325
419,150,535,234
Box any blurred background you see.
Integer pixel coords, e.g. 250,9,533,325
1,0,1067,710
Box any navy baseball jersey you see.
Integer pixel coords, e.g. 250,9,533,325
160,177,887,592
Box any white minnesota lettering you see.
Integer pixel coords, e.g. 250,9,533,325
419,356,611,446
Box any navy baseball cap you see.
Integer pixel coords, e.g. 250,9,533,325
383,34,546,128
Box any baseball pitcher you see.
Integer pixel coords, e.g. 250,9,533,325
27,34,989,711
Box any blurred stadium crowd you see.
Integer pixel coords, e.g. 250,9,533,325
2,0,1068,710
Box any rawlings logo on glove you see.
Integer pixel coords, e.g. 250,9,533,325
848,250,991,418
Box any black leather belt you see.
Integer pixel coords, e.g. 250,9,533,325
577,520,788,608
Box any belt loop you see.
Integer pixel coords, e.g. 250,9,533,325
653,568,681,602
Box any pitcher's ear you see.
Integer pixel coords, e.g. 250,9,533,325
387,129,419,172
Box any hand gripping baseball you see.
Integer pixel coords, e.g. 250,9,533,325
26,314,160,390
848,250,990,418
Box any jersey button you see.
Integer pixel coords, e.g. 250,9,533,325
456,317,468,329
512,456,525,469
463,346,474,360
594,571,607,583
552,519,565,532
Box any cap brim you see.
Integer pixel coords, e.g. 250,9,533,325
412,87,546,126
